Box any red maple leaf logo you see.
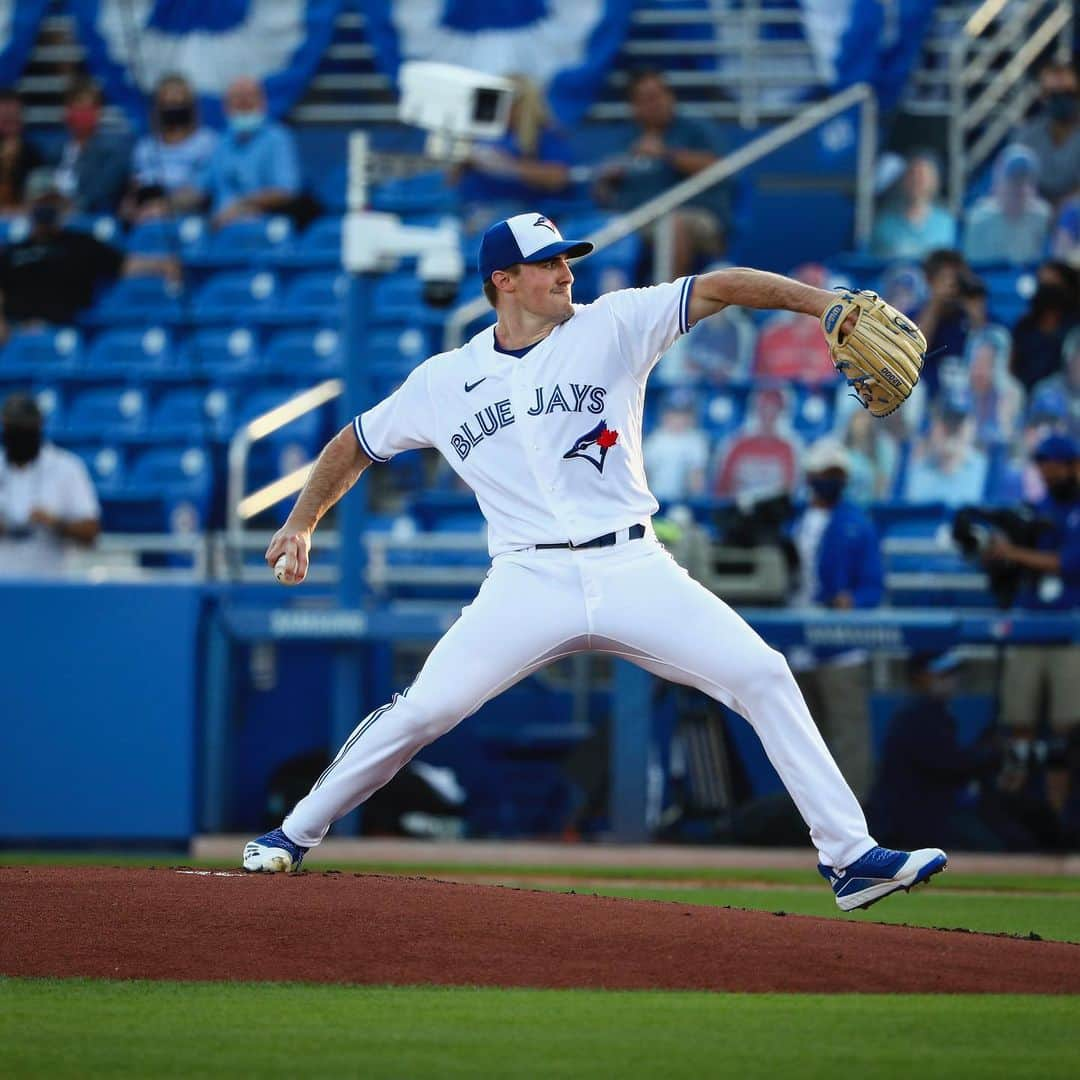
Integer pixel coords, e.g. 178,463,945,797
596,428,619,449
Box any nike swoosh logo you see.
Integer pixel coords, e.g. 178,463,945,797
464,378,488,393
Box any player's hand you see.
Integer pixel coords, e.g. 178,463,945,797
265,524,311,585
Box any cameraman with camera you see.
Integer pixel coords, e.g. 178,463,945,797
984,433,1080,815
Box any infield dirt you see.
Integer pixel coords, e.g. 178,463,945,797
3,867,1079,993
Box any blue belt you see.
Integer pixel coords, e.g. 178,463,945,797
536,523,646,551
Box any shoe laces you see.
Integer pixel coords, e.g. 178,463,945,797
860,846,899,866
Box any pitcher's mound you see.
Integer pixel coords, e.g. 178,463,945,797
3,867,1078,993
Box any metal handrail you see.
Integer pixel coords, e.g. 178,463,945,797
443,82,878,351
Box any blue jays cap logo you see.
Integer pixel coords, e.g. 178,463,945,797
564,420,619,473
533,215,557,234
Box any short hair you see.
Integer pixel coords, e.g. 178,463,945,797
922,248,966,278
154,73,193,99
626,68,668,101
64,76,102,106
482,264,519,309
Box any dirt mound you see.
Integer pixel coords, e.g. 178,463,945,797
3,867,1078,993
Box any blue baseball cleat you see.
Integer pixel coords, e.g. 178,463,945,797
242,828,309,873
819,845,948,911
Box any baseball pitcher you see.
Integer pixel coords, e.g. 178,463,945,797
244,212,944,911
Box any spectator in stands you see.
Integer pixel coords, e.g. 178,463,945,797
204,76,300,228
963,144,1051,265
877,261,928,319
1032,326,1080,440
985,433,1080,816
124,73,217,222
0,169,179,342
870,151,957,260
712,385,801,499
1015,59,1080,206
53,77,133,214
1010,258,1080,390
915,249,978,394
656,300,755,385
594,69,728,279
0,89,45,215
0,392,100,578
752,263,838,385
786,438,882,797
454,75,577,230
643,388,709,501
868,651,1053,852
840,406,898,504
965,326,1026,448
904,390,989,506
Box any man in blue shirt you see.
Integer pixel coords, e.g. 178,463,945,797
595,69,728,279
204,77,300,228
986,433,1080,814
789,438,884,797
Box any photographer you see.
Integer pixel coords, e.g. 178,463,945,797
985,433,1080,814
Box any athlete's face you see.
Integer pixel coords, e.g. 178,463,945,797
513,256,575,321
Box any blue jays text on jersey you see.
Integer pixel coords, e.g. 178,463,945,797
450,383,608,461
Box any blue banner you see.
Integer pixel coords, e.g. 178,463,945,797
799,0,937,113
358,0,633,127
0,0,50,87
68,0,343,130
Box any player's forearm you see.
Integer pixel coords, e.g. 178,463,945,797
284,425,371,533
694,267,833,318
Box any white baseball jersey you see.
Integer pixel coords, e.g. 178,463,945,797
354,278,695,555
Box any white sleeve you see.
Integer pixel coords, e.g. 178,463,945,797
59,454,100,521
353,362,436,462
597,276,695,383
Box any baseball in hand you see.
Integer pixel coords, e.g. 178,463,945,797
274,554,292,585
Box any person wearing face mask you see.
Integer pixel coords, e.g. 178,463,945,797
785,438,884,798
0,169,180,343
1011,259,1080,391
985,434,1080,818
1016,60,1080,206
53,77,133,214
0,393,100,579
204,76,300,229
126,73,217,221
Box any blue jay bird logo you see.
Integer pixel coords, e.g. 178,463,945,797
533,215,557,234
564,420,619,474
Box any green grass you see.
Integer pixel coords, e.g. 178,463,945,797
2,978,1078,1079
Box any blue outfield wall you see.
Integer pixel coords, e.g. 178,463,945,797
0,583,203,842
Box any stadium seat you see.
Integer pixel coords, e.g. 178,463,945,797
69,443,126,496
87,276,187,326
279,271,348,324
702,385,749,440
126,216,207,256
791,386,835,443
0,327,82,378
370,170,459,215
84,326,176,377
234,385,329,447
368,273,445,327
365,326,429,367
114,444,214,534
192,270,281,324
61,385,148,441
65,213,121,246
193,216,294,268
149,385,234,441
263,327,343,378
179,327,262,380
977,264,1037,327
292,215,342,266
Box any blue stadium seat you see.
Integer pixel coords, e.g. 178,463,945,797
149,385,234,441
84,326,176,377
87,276,187,326
791,386,835,443
69,443,126,496
369,273,445,327
234,386,328,447
113,445,213,533
264,328,343,378
192,270,281,324
294,215,342,265
370,171,459,214
65,214,122,247
280,270,348,324
193,216,294,267
128,444,212,491
0,327,82,378
702,385,749,440
977,264,1037,328
179,327,261,380
61,385,148,441
126,215,207,256
365,326,429,367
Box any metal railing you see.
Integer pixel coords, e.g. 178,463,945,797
443,81,878,351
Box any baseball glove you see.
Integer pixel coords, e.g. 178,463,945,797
820,290,927,417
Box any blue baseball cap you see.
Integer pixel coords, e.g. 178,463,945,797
1034,433,1078,463
477,212,593,281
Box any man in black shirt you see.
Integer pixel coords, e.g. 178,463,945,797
0,168,177,342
